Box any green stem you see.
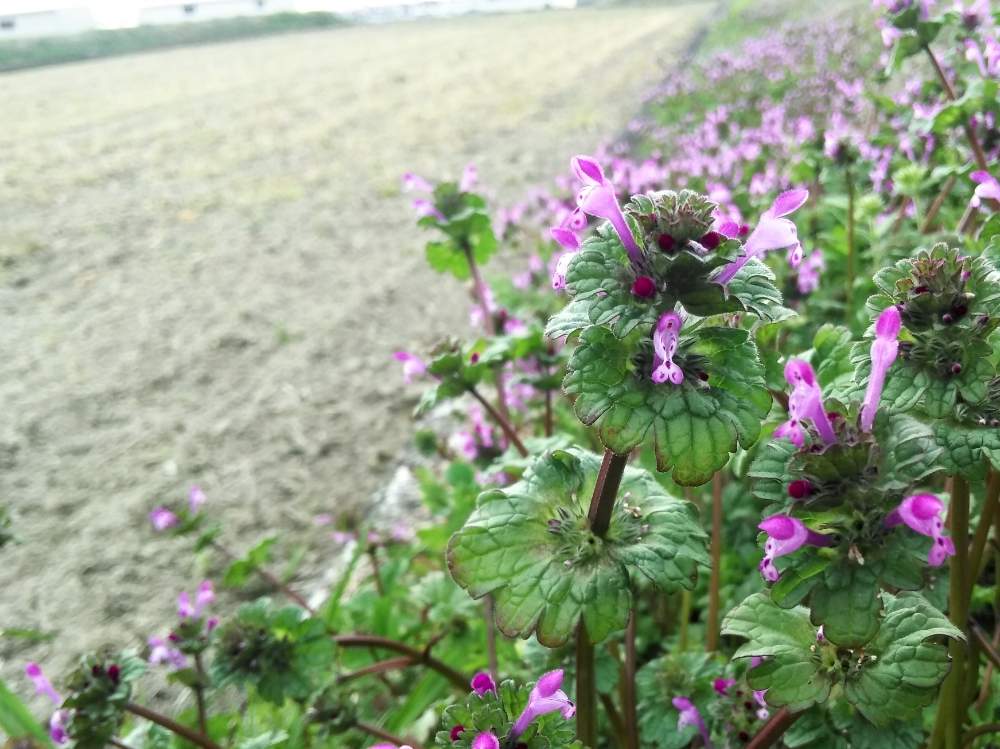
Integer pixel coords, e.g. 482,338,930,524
845,167,856,317
125,703,222,749
944,476,971,749
484,596,499,683
193,653,209,737
575,623,597,746
966,470,1000,609
706,472,724,652
622,611,640,749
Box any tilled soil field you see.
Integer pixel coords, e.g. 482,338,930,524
0,3,709,701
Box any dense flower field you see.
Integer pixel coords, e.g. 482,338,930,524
8,0,1000,747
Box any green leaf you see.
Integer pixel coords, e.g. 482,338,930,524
223,537,277,587
563,326,770,485
447,448,708,646
726,258,796,323
721,592,831,711
844,593,963,726
809,564,882,648
0,678,52,745
748,436,798,505
931,419,1000,481
771,553,832,609
873,412,943,491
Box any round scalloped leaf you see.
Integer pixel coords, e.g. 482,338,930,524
446,447,708,646
563,326,770,485
721,592,832,712
844,593,963,727
930,419,1000,480
808,564,882,648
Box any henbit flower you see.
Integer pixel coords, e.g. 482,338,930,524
774,359,837,448
971,171,1000,208
178,580,214,619
716,189,809,285
371,745,413,749
393,351,427,384
470,671,497,696
796,250,825,295
713,677,736,696
672,697,713,749
148,636,187,669
758,514,835,582
753,691,770,721
550,226,582,291
510,670,576,739
401,172,433,193
25,663,61,705
651,312,684,385
571,155,642,264
50,709,70,745
885,494,955,566
188,485,207,513
860,306,902,432
471,733,500,749
149,506,178,532
460,163,478,192
412,198,445,221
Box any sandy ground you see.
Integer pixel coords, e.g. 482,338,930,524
0,4,710,702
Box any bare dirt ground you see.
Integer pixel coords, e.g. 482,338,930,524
0,4,709,700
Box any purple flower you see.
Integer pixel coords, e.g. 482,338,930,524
471,733,500,749
758,514,835,582
860,306,902,432
412,198,445,221
716,189,809,285
713,677,736,696
672,696,713,748
50,709,70,745
510,669,576,739
571,155,641,264
393,351,427,384
550,226,581,291
651,312,684,385
774,359,836,448
188,485,207,513
971,171,1000,208
401,172,432,193
885,494,955,566
460,163,478,192
470,671,497,696
148,636,187,669
178,580,214,619
149,506,178,532
753,690,770,721
25,663,61,705
796,250,825,295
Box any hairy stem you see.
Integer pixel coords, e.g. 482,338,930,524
468,385,528,457
588,449,630,537
333,634,469,691
746,708,801,749
355,721,425,749
706,471,724,652
622,611,640,749
575,623,598,746
125,703,222,749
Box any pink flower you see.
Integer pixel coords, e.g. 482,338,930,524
510,670,575,738
550,226,581,291
149,506,178,532
758,514,835,582
188,485,207,513
50,709,70,745
753,690,770,721
401,172,432,193
460,163,478,192
412,198,444,221
651,312,684,385
713,677,736,696
860,306,902,432
148,636,187,670
571,155,641,264
885,494,955,566
796,250,825,294
774,359,836,447
471,671,497,696
393,351,427,384
971,171,1000,209
672,696,713,748
25,663,61,705
178,580,214,619
716,189,809,285
472,733,500,749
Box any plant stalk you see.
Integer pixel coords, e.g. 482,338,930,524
337,656,413,684
588,449,630,537
193,653,209,737
355,721,425,749
575,623,598,746
622,611,640,749
845,167,856,317
746,708,800,749
944,476,971,749
921,175,957,233
125,703,222,749
468,385,528,457
333,634,469,691
706,471,724,652
485,596,499,683
966,469,1000,608
209,539,315,614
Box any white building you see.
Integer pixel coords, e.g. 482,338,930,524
138,0,297,26
0,2,94,38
